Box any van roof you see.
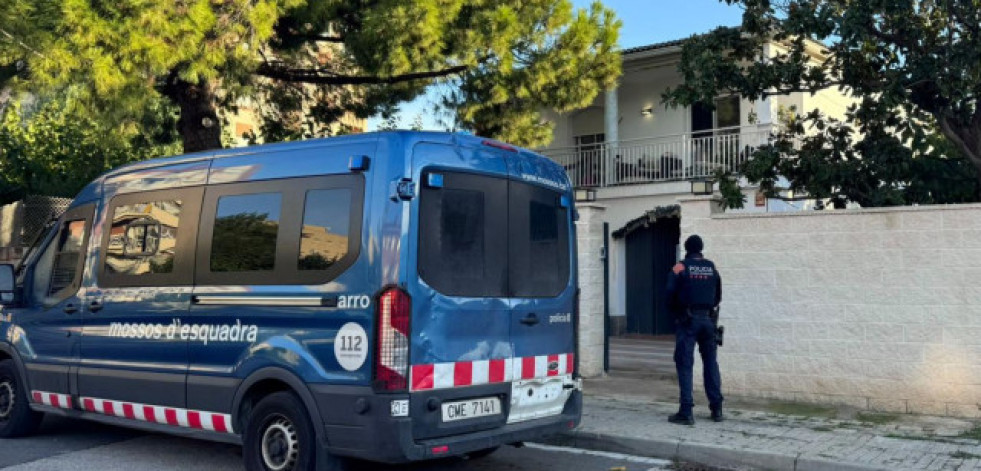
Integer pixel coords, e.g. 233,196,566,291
101,131,545,180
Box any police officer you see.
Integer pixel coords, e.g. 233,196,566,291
666,234,723,425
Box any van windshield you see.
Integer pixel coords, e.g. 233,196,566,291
418,171,570,298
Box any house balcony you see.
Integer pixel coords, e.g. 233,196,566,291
540,125,775,189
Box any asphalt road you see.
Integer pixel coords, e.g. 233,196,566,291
0,416,680,471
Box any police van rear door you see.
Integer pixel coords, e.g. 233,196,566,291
410,140,514,439
506,152,577,424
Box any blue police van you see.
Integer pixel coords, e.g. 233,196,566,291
0,131,581,470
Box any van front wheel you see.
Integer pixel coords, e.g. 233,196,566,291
0,359,43,438
243,391,346,471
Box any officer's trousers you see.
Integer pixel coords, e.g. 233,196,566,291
674,314,724,416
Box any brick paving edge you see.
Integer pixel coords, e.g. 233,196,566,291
537,430,892,471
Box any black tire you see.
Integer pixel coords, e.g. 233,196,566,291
467,446,500,460
243,391,347,471
0,359,43,438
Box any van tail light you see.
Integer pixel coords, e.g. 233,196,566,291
374,287,411,391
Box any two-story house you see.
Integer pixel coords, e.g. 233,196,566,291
540,37,852,337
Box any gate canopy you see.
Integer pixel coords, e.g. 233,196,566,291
611,204,681,239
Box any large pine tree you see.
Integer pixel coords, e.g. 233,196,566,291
2,0,620,153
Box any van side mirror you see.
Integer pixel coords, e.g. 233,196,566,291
0,264,15,305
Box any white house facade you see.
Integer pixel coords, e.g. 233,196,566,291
541,38,855,339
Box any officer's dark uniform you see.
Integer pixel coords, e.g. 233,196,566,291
666,234,723,424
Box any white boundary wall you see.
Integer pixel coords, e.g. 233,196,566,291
679,196,981,418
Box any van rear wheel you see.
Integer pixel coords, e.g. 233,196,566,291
0,359,43,438
243,391,347,471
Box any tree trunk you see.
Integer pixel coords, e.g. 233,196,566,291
169,78,222,154
938,116,981,187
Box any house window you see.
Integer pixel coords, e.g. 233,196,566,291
574,133,605,187
715,95,740,130
691,96,741,134
575,133,605,149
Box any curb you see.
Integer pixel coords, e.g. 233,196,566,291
540,430,891,471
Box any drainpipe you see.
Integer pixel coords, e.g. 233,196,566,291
602,222,610,373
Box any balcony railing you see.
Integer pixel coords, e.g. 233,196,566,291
540,125,775,188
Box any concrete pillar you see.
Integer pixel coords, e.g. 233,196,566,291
604,86,619,186
754,96,775,127
576,203,607,377
0,201,23,247
678,195,724,244
604,87,619,144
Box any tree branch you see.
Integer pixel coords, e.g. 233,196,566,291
865,22,921,54
948,3,979,39
281,32,345,43
760,80,844,97
256,62,472,85
0,27,43,57
938,113,981,165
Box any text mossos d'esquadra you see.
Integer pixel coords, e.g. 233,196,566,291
108,319,258,345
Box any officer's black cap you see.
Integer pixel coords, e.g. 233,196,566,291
684,235,704,253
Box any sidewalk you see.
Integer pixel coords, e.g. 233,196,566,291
551,374,981,471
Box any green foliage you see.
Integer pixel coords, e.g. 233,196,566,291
10,0,620,150
444,1,622,145
713,168,745,210
0,98,179,205
148,256,174,274
298,252,338,271
665,1,981,208
210,213,278,272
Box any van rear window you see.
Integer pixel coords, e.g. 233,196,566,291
509,182,571,297
419,171,571,298
439,189,485,279
419,173,508,297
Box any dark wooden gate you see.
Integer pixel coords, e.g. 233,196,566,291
624,216,680,335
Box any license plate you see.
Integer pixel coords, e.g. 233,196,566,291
441,397,501,422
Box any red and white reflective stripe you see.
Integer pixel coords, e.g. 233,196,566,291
410,353,574,391
31,391,73,409
80,397,234,434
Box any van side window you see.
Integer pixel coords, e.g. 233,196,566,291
100,188,202,288
419,172,508,297
33,204,95,304
48,220,87,295
299,189,351,270
210,193,282,272
105,201,182,275
196,175,364,286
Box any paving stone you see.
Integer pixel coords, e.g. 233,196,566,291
549,392,981,471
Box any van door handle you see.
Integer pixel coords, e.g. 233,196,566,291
63,304,79,315
88,300,104,313
520,313,539,326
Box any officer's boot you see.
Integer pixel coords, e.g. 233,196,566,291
668,409,695,426
710,407,725,422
